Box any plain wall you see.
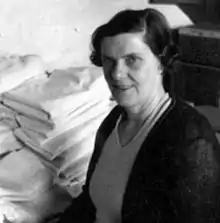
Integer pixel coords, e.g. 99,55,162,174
0,0,192,69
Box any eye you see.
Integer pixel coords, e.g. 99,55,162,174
101,56,113,65
125,55,140,67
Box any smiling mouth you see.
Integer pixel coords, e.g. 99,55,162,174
113,85,131,90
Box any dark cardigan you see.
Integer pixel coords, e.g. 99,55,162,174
58,98,220,223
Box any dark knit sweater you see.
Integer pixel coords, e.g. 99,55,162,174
58,98,220,223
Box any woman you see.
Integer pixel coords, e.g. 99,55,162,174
57,8,220,223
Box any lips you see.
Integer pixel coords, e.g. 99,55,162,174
112,84,131,90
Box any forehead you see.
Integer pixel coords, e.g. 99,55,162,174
101,32,151,58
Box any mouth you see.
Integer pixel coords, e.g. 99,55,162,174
112,84,132,90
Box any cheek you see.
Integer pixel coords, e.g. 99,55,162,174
103,67,111,83
102,68,113,90
102,60,115,77
134,64,159,89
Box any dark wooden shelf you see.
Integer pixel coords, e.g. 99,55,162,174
149,0,220,23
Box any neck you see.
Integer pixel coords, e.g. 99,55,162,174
123,89,167,123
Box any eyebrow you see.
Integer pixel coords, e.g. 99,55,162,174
101,55,113,60
102,52,142,60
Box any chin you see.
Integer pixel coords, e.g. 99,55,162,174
115,98,133,108
113,91,135,107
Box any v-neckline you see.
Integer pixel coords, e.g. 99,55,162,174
115,115,139,148
115,114,151,148
115,94,171,148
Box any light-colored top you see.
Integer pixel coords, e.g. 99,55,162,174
89,94,171,223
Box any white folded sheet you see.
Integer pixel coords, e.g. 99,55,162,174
2,97,50,122
3,70,110,119
0,149,72,223
16,115,54,138
0,55,46,94
0,65,112,201
0,129,21,154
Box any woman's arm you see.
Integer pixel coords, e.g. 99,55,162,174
176,118,220,222
40,190,87,223
55,186,89,223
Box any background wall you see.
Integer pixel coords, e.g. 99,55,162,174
0,0,192,69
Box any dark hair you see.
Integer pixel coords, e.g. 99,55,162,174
90,8,179,93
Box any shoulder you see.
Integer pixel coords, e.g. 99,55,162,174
167,99,220,178
165,98,217,142
96,105,122,137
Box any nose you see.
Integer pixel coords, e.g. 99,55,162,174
110,61,126,81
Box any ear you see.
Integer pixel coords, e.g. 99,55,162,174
156,58,164,75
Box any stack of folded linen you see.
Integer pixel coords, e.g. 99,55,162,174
0,58,113,222
0,54,74,223
0,104,20,155
1,65,113,197
0,54,49,159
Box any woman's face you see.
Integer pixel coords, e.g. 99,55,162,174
100,32,164,110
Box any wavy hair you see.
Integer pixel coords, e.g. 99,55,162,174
90,8,179,93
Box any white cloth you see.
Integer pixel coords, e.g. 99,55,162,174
4,66,109,119
0,64,113,221
0,129,21,154
0,149,72,223
0,66,112,197
16,114,54,136
0,54,46,94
